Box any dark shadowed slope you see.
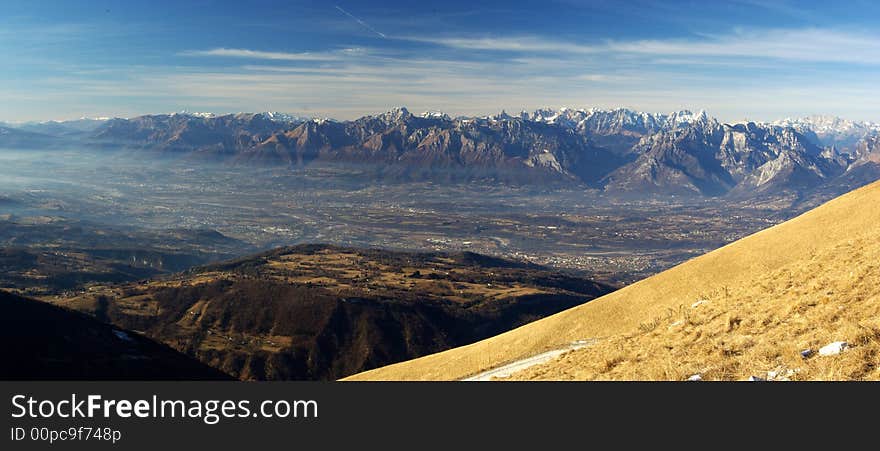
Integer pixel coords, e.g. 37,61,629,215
0,290,232,380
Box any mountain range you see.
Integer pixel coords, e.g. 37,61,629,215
4,108,880,198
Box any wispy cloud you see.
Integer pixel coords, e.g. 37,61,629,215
407,36,597,54
7,53,880,123
412,28,880,65
607,28,880,64
178,48,347,61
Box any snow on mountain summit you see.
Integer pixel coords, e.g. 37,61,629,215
259,112,308,123
371,107,412,123
176,110,216,118
769,115,880,150
772,115,880,134
523,107,715,137
420,111,451,120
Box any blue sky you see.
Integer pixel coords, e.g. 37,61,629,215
3,0,880,122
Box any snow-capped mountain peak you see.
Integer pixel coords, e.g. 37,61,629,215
176,110,216,118
258,112,307,123
373,107,412,123
666,109,712,128
772,115,880,134
420,110,450,120
769,115,880,150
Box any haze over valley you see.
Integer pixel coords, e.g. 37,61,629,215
7,106,877,296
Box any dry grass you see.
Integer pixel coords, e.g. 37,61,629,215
346,181,880,381
511,234,880,380
256,249,550,302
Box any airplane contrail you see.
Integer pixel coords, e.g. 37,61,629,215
334,5,387,39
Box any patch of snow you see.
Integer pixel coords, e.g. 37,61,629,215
113,330,134,342
260,112,307,123
84,116,111,121
818,341,848,356
421,110,450,120
687,374,702,381
176,110,216,118
461,339,596,381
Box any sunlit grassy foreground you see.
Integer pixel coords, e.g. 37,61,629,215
346,181,880,381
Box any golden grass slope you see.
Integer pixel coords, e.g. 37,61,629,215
346,181,880,381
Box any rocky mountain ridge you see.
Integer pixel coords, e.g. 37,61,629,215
6,107,880,198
